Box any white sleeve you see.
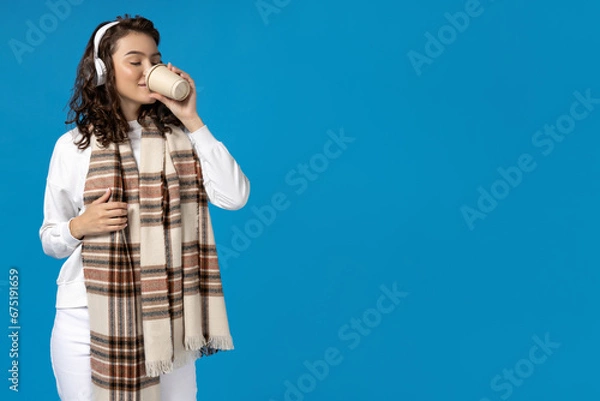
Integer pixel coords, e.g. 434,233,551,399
186,125,250,210
39,141,82,259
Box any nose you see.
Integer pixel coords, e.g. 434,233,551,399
142,60,154,76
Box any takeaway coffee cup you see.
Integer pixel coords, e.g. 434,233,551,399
145,64,191,101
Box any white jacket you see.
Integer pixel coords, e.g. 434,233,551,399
39,120,250,308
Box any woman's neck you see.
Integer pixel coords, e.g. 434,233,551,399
119,97,140,121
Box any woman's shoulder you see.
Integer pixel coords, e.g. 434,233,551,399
56,126,87,147
51,127,90,160
46,127,91,185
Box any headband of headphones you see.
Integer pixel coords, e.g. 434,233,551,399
93,21,120,87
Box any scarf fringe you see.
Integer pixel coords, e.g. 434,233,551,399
185,335,234,351
207,335,235,350
145,359,174,378
145,339,234,378
146,350,203,378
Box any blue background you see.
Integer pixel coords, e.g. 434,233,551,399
1,0,599,400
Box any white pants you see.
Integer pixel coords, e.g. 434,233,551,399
50,307,198,401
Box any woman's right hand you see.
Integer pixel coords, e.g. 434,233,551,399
69,188,128,240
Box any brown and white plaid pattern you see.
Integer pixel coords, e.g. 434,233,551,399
81,120,234,401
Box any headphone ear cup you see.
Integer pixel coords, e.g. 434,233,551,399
92,21,119,87
94,57,107,86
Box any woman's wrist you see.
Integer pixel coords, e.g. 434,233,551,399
180,115,205,133
69,217,84,240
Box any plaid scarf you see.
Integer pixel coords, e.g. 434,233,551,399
81,120,234,401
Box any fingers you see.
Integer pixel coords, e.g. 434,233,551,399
91,188,111,204
99,203,128,228
77,195,129,237
93,202,128,216
103,202,128,210
104,206,128,218
97,222,127,235
105,217,128,226
92,202,128,229
97,213,128,233
149,91,174,106
167,63,196,88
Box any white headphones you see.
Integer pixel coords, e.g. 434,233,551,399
93,21,120,87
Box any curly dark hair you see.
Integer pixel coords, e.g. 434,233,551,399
66,14,183,149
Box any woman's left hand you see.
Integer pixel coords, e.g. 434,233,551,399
148,62,205,132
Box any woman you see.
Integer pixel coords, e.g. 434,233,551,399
39,15,250,401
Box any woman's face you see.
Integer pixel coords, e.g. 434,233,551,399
111,32,162,119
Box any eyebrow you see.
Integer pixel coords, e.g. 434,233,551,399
123,50,162,57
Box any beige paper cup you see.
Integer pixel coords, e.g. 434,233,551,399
145,64,191,101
